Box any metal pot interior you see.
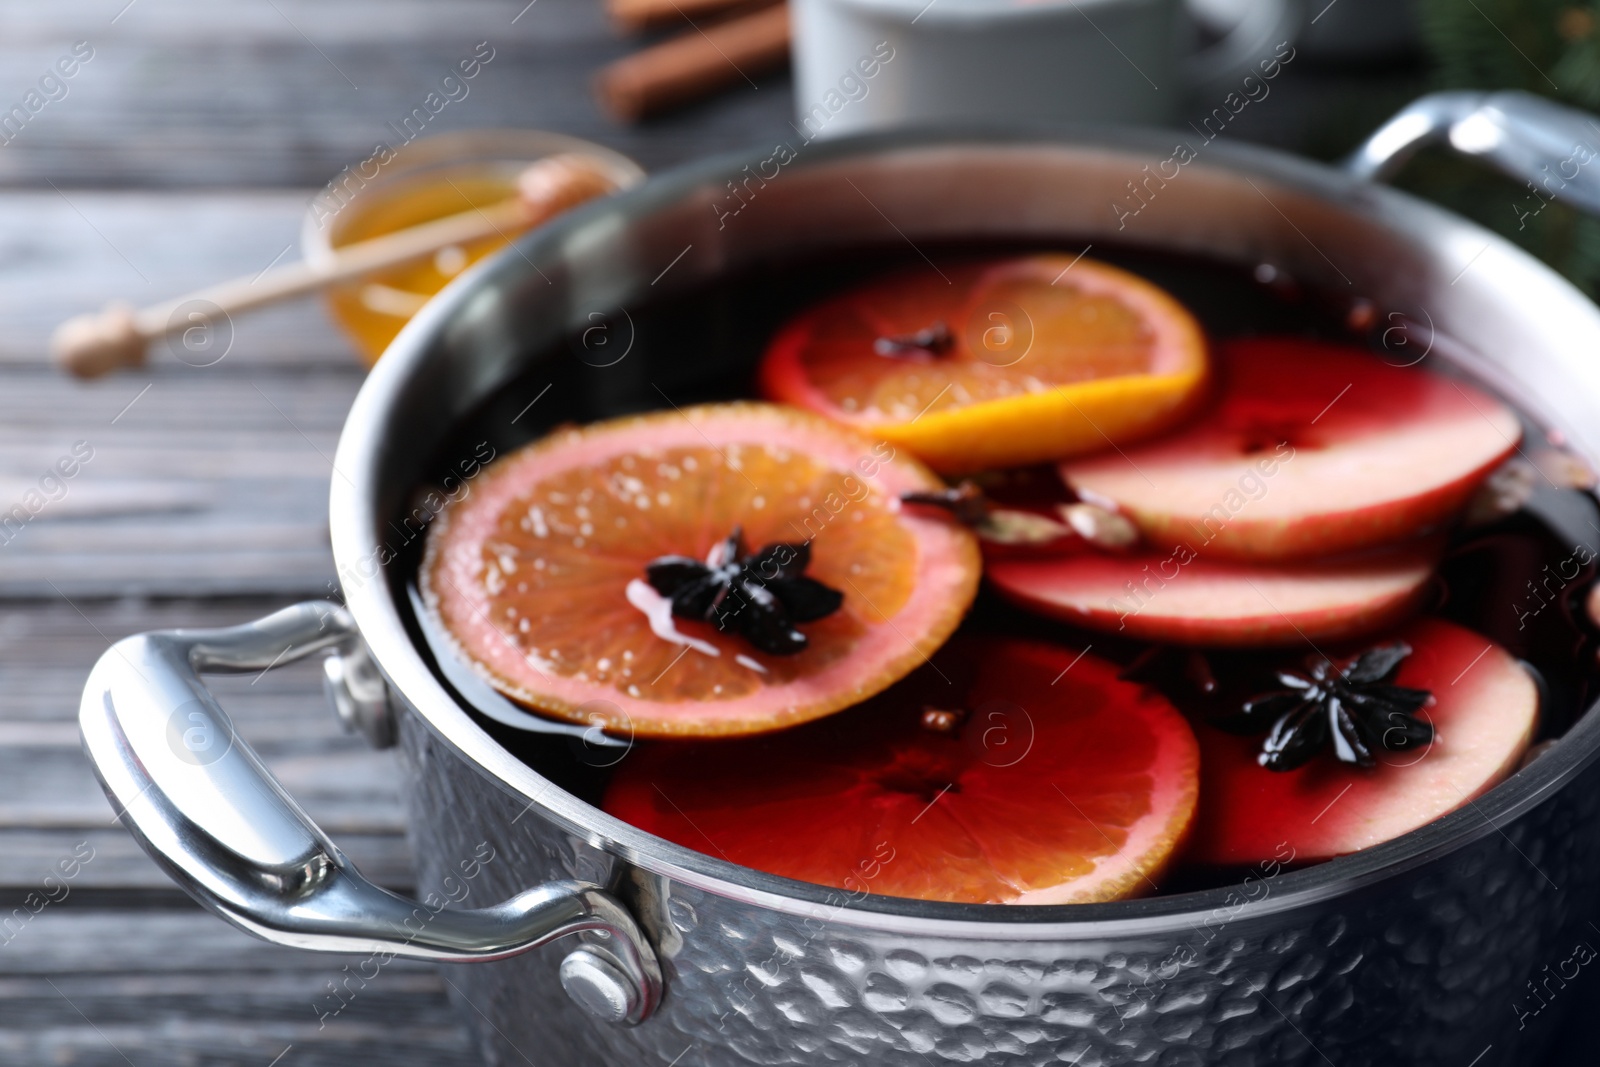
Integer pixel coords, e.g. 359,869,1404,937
329,129,1600,933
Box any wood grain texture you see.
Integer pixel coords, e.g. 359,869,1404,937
0,0,795,190
0,912,477,1066
0,599,412,892
0,828,414,893
0,191,352,366
0,597,444,1063
0,367,354,597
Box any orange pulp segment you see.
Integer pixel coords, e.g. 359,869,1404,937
604,637,1201,904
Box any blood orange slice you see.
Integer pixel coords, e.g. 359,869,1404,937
604,638,1200,905
1188,618,1538,865
1062,337,1522,561
759,254,1209,474
421,402,980,738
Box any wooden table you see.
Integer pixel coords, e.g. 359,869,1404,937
0,1,811,1061
1,2,1590,1064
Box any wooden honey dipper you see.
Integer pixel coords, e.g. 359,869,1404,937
52,153,625,379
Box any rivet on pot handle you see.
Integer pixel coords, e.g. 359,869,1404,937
77,600,662,1025
1346,89,1600,215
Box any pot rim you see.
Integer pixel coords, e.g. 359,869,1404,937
330,125,1600,939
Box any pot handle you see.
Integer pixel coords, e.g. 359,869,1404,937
77,599,661,1025
1346,89,1600,215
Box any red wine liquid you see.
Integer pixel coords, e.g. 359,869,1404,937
394,242,1600,893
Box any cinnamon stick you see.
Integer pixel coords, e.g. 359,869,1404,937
595,2,791,123
606,0,759,34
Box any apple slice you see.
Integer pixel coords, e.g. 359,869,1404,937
986,544,1436,647
1062,337,1522,561
1187,617,1539,865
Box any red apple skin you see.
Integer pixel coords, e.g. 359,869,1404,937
986,543,1437,647
1185,617,1539,867
1061,338,1522,562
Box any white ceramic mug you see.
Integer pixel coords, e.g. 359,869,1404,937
790,0,1303,138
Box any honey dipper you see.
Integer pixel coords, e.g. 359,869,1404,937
52,152,623,379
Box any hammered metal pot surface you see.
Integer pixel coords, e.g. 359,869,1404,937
398,704,1600,1067
326,130,1600,1066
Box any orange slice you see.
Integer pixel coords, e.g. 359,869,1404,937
604,637,1200,904
759,254,1209,474
421,402,980,737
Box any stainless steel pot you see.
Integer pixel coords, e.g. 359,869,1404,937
79,92,1600,1066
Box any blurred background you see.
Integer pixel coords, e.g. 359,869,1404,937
0,0,1595,1063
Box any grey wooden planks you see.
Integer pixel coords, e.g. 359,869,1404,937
0,828,414,893
0,189,366,598
0,191,351,365
0,598,412,891
0,595,436,1058
0,0,795,190
0,366,356,598
0,745,402,834
0,913,477,1066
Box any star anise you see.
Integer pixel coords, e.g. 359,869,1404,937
1229,642,1434,771
644,528,843,656
874,321,953,358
